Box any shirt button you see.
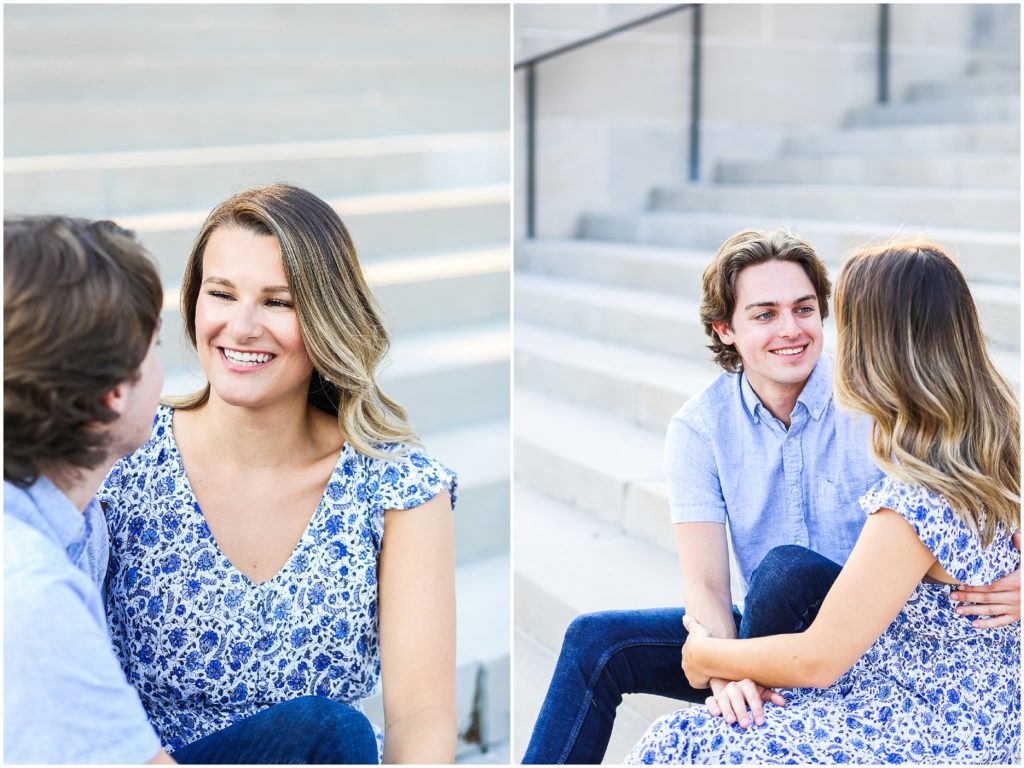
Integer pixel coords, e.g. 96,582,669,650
790,486,799,495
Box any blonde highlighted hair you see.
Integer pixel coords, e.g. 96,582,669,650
166,184,418,458
833,239,1019,546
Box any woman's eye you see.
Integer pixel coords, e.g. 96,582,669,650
266,299,294,309
208,290,233,301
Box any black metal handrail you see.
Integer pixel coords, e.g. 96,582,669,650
516,4,892,239
515,4,700,238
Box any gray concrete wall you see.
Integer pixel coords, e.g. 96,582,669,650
515,3,1021,238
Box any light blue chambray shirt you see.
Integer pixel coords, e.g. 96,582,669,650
4,476,160,764
665,355,884,592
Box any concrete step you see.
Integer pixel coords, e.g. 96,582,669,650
160,321,510,435
514,483,684,657
513,628,682,765
363,552,510,759
780,121,1020,156
4,5,508,59
905,71,1021,102
424,420,510,565
4,101,510,156
515,390,665,533
77,186,509,269
518,238,1019,350
4,132,509,216
650,183,1021,231
714,152,1019,189
368,247,510,335
516,238,711,298
844,94,1020,127
577,211,1021,284
515,272,705,359
515,270,1020,380
4,60,505,105
516,322,719,434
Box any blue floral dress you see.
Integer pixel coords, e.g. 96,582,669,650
100,406,457,757
627,476,1020,764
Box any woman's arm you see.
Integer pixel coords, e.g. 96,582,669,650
378,491,456,764
683,509,936,689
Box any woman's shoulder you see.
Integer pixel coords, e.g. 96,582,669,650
344,442,458,513
100,405,178,509
860,475,1016,582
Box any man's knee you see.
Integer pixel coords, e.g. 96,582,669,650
292,697,377,762
561,611,628,667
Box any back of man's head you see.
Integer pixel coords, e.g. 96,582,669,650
699,228,832,372
4,216,163,487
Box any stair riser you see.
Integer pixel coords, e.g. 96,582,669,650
579,215,1020,284
651,186,1020,231
844,98,1020,127
5,102,510,156
515,348,703,434
5,144,508,217
715,156,1019,189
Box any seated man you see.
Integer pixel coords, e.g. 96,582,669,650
4,216,377,764
522,228,1021,764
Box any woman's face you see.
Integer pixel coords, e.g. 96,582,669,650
194,225,314,410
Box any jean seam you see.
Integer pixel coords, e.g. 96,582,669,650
557,638,683,764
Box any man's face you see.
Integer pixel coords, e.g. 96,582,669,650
712,260,823,405
111,333,165,457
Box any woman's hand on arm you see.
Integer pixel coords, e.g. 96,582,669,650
949,531,1020,628
682,615,786,729
686,509,936,690
378,491,456,764
675,523,784,726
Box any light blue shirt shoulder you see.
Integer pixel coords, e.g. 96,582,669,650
664,356,883,589
4,478,160,764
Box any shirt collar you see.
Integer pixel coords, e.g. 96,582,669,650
4,475,92,559
739,354,834,425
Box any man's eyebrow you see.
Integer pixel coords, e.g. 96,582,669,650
201,277,291,294
743,294,817,311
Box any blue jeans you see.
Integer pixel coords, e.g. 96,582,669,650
522,545,843,764
173,695,379,764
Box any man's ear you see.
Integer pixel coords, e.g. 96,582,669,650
711,319,734,345
102,382,129,417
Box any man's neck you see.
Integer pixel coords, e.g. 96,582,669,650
43,463,112,513
747,379,809,429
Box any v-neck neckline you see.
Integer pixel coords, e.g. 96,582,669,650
163,406,350,588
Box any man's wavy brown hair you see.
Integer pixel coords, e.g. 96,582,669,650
4,216,163,487
700,229,832,372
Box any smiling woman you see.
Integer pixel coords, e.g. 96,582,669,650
99,184,458,764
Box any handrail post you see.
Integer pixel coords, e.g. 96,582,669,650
689,4,702,182
877,4,890,104
525,63,537,239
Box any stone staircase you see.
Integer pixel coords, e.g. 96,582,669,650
4,5,510,761
514,67,1020,762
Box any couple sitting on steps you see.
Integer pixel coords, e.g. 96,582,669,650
523,229,1021,765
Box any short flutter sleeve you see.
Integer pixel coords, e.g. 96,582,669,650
372,445,458,514
859,475,1013,585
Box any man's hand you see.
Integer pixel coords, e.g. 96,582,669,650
680,614,712,689
704,678,787,729
949,531,1021,629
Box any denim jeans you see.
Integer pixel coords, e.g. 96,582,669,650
522,544,843,764
173,695,379,764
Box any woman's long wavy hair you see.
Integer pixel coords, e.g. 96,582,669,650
833,240,1019,546
166,184,418,457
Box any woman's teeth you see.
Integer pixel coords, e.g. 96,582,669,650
223,349,273,365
